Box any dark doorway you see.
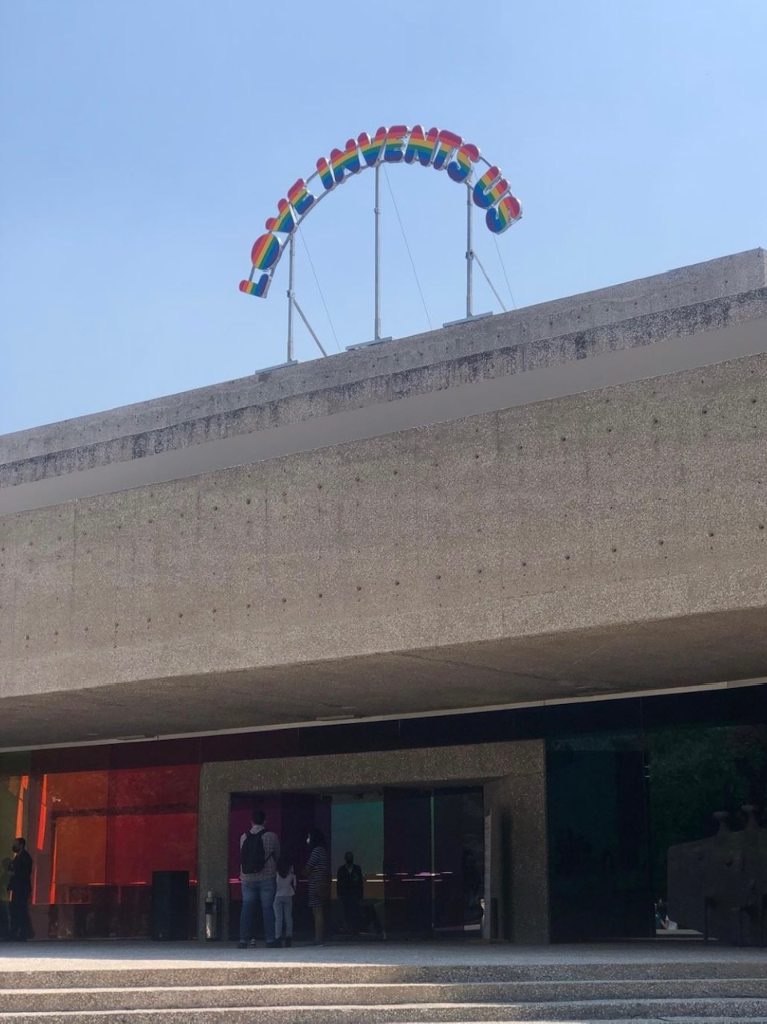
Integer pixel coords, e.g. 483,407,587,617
229,784,484,941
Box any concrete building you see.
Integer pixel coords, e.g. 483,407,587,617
1,248,766,945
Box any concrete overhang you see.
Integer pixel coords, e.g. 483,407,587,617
2,606,767,750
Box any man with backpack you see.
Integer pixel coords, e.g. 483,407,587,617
238,809,281,948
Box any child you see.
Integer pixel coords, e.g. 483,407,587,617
273,853,296,947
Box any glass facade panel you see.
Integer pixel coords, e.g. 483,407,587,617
330,793,384,908
547,720,767,944
0,757,199,939
0,758,32,939
1,682,764,943
384,787,433,937
648,724,767,944
548,734,651,941
433,786,485,935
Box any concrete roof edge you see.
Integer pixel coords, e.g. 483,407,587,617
2,247,765,462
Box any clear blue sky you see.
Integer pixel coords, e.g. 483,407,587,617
2,0,765,434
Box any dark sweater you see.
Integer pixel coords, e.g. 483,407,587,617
8,850,33,896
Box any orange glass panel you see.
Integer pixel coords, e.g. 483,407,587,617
51,815,107,902
36,774,49,852
15,775,29,836
0,762,199,938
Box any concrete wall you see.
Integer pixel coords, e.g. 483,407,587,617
1,251,767,747
2,341,767,702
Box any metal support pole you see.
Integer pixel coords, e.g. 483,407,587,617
442,183,492,329
374,163,382,340
466,184,474,319
287,234,295,363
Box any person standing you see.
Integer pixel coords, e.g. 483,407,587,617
305,828,330,945
238,810,280,949
273,853,296,947
0,856,12,939
336,851,363,935
7,838,33,942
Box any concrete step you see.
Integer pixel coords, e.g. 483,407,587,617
2,1000,767,1023
2,960,767,989
2,979,767,1013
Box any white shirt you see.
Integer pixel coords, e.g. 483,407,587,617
275,867,296,898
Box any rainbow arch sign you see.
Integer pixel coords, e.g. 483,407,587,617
240,124,522,299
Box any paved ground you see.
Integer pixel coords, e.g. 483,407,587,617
0,940,764,972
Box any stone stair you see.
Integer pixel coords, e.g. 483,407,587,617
1,960,767,1022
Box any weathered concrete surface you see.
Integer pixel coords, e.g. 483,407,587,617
1,251,767,748
3,248,765,466
2,942,767,972
2,252,767,517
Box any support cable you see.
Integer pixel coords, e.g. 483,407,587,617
297,226,342,352
473,251,507,312
492,235,517,309
293,297,328,357
382,165,433,330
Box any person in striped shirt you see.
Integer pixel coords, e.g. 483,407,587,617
305,827,331,945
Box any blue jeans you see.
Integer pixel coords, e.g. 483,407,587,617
240,878,276,943
273,893,293,939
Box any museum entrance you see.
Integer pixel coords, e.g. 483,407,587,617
228,785,484,942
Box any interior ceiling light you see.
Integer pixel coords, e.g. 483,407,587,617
314,712,357,722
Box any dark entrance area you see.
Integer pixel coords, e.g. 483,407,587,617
228,785,484,942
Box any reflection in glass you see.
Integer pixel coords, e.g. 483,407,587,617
548,723,767,945
548,734,652,941
228,786,484,941
650,725,767,944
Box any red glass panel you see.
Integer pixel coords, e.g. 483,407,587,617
109,812,197,884
0,763,199,939
109,765,199,811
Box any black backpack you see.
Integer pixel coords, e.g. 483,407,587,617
241,830,269,874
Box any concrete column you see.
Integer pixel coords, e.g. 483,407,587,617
485,740,549,943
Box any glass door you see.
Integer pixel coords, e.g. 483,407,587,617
383,787,433,937
229,784,485,942
433,786,485,935
383,785,484,939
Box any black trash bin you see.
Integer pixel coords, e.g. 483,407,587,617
151,870,189,940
